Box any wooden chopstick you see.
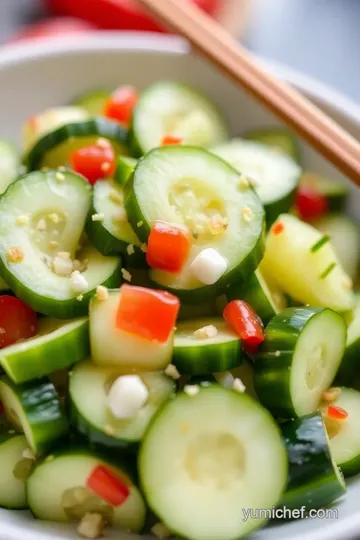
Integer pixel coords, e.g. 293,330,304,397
137,0,360,187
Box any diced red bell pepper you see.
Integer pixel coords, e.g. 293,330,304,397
116,284,180,343
104,86,138,126
272,222,284,236
223,300,264,354
87,466,130,507
295,186,328,221
327,404,348,420
146,221,191,273
161,135,183,146
0,296,37,349
70,140,115,185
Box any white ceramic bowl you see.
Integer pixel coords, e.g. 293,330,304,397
0,32,359,540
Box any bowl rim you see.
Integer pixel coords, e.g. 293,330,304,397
0,31,359,540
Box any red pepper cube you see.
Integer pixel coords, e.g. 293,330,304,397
104,85,138,126
70,141,115,185
86,465,130,507
295,186,328,221
116,284,180,343
161,135,183,146
272,222,284,236
0,296,37,349
146,221,191,273
223,299,264,354
327,404,348,420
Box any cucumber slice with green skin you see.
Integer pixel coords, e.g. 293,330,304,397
0,317,89,384
25,118,128,171
125,146,265,303
301,172,349,212
86,178,141,256
0,170,121,317
254,307,347,418
312,213,360,282
212,139,301,226
0,432,30,509
115,156,137,186
261,214,355,312
27,446,146,531
23,106,89,153
72,90,110,116
139,383,287,540
244,127,300,162
178,299,216,321
0,376,68,455
320,387,360,477
129,81,228,156
336,295,360,385
173,317,241,375
279,412,346,510
226,269,285,325
90,289,174,371
69,360,175,450
0,140,19,194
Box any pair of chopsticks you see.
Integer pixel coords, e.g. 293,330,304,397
137,0,360,188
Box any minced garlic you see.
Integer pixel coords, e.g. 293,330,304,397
36,218,47,231
121,268,132,282
109,189,123,204
184,385,200,397
96,286,109,302
241,207,253,222
77,513,106,539
91,213,105,222
70,271,88,293
48,212,60,224
194,325,218,340
127,244,135,256
164,364,181,380
151,522,171,539
322,387,341,402
232,378,246,393
7,247,24,263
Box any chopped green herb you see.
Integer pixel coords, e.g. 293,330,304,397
310,234,331,253
319,262,336,279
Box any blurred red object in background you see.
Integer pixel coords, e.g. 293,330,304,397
44,0,219,32
8,17,97,44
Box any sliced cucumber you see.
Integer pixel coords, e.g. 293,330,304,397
70,360,175,450
254,307,347,418
212,139,301,225
320,387,360,476
0,376,68,455
226,269,285,325
0,170,121,317
336,295,360,385
139,383,287,540
312,213,360,282
0,431,30,509
115,156,137,186
90,289,174,371
173,317,241,375
27,446,146,532
86,178,141,256
130,81,228,155
72,90,110,116
244,127,300,162
125,146,265,302
25,118,128,171
0,140,19,194
280,412,346,510
178,299,216,321
22,106,89,153
0,317,89,384
261,214,355,312
301,172,349,212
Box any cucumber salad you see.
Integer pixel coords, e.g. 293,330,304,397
0,81,359,540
